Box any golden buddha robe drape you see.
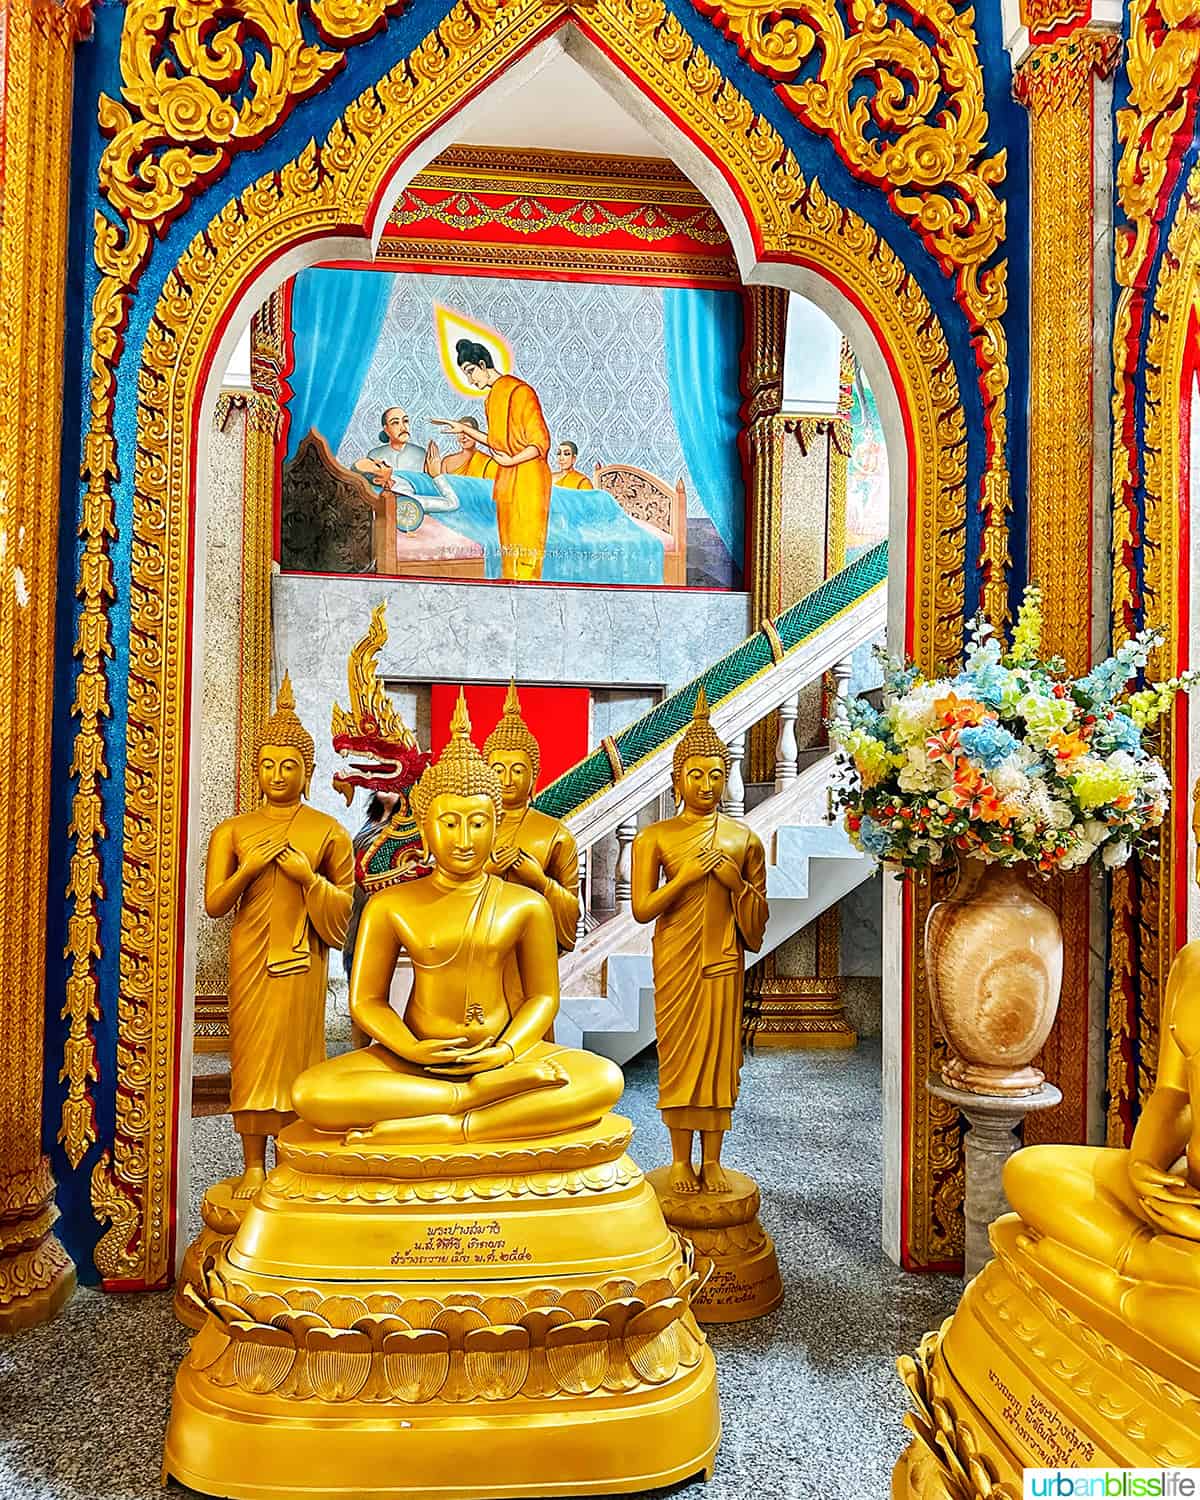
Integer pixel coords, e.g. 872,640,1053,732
485,375,552,580
226,805,354,1128
652,814,768,1130
489,806,580,1026
556,470,593,491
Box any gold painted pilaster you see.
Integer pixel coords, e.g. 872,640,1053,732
741,287,787,784
1015,28,1119,1147
0,0,86,1327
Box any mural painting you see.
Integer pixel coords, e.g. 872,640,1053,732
279,268,746,589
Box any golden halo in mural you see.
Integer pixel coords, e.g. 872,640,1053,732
434,302,513,397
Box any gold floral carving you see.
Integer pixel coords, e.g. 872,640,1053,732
693,0,1011,623
1014,30,1119,1150
1111,0,1200,643
84,0,969,1279
0,0,82,1328
897,1325,1020,1500
1020,0,1090,36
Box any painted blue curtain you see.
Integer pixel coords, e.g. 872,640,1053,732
284,268,392,464
661,288,746,568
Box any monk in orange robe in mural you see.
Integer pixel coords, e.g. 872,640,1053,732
440,417,498,480
434,339,553,581
554,440,593,491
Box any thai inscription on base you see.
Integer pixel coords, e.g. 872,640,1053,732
389,1218,535,1268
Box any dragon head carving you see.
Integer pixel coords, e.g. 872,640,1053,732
331,603,432,892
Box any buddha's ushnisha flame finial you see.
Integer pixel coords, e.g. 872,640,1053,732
672,684,730,799
254,671,316,782
483,678,541,781
412,688,503,821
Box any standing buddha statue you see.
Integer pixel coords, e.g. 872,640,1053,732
483,680,580,951
205,676,354,1194
174,676,354,1326
631,687,780,1321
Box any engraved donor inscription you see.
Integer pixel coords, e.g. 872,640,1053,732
986,1369,1096,1468
389,1219,534,1268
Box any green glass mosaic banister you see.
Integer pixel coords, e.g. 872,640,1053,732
534,540,888,824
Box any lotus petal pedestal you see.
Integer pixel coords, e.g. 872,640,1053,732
174,1177,247,1329
894,1215,1200,1496
164,1115,720,1500
647,1166,782,1323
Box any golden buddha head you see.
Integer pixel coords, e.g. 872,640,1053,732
672,687,730,813
254,674,315,805
412,691,503,875
483,681,540,811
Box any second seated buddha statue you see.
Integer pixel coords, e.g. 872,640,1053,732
164,691,720,1500
895,816,1200,1491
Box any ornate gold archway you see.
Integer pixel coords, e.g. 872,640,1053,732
79,0,970,1282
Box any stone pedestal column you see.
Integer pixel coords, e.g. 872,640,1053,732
927,1075,1062,1280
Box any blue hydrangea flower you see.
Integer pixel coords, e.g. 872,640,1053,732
858,814,891,859
1092,711,1142,756
959,722,1018,770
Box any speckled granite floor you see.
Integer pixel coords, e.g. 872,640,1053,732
0,1041,958,1500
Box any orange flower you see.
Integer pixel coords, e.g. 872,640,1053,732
934,692,989,729
1048,728,1088,763
925,729,959,764
950,762,1015,825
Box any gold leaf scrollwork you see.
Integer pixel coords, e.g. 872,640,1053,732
691,0,1011,622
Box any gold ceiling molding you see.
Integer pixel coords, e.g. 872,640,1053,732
691,0,1011,625
82,0,970,1280
413,143,708,196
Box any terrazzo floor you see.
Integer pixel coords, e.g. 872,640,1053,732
0,1040,958,1500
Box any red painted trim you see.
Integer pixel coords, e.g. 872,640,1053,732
314,256,735,291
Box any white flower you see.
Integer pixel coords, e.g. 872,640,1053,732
890,683,945,743
991,762,1028,795
1103,840,1132,868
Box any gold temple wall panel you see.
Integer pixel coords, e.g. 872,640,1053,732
62,0,979,1283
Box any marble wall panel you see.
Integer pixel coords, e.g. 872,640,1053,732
275,574,752,831
195,397,248,1003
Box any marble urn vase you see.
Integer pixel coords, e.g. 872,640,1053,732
924,859,1062,1096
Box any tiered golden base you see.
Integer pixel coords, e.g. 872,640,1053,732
165,1115,720,1498
175,1177,246,1329
647,1166,783,1323
894,1215,1200,1495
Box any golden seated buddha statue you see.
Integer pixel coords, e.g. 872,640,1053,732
164,693,719,1500
895,925,1200,1493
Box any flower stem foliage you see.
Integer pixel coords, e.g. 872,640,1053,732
829,588,1197,874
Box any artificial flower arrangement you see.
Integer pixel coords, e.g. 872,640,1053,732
829,586,1196,874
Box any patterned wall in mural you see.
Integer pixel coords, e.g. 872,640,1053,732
341,274,692,489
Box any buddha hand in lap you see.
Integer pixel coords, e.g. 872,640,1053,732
1004,938,1200,1355
292,690,621,1146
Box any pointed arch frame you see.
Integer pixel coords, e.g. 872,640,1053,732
78,0,970,1283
